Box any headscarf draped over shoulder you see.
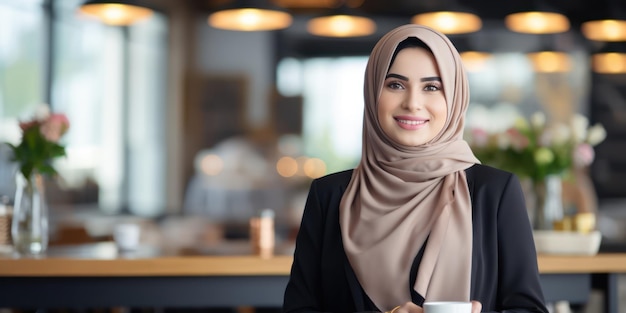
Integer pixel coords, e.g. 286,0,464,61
339,24,480,311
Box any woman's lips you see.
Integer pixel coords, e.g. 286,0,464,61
394,116,428,130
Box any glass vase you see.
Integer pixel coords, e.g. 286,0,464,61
532,175,564,231
11,172,48,255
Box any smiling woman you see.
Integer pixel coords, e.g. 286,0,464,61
377,39,448,147
283,24,548,313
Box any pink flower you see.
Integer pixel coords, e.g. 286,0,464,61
573,143,595,167
40,114,70,142
470,128,489,147
6,107,70,181
19,120,39,131
506,128,530,151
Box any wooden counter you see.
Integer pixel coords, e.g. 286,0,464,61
0,255,294,277
538,253,626,273
2,252,626,277
1,245,625,312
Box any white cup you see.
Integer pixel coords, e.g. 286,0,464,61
423,301,472,313
113,223,141,251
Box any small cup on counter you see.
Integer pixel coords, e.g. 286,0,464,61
0,196,12,249
552,212,596,233
250,209,275,258
574,212,596,234
113,223,141,251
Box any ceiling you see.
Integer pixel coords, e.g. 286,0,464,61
192,0,626,27
357,0,603,25
180,0,626,57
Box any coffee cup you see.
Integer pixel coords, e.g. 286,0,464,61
423,301,472,313
113,223,141,251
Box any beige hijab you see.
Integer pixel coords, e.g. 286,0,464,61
339,24,480,311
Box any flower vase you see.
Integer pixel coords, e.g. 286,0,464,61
532,175,564,231
11,172,48,255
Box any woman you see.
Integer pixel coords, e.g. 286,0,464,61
283,24,548,313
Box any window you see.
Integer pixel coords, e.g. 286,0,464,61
277,56,367,173
0,0,45,196
0,0,169,216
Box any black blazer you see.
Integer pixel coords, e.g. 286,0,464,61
283,164,548,313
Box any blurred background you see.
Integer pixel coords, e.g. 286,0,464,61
1,0,626,250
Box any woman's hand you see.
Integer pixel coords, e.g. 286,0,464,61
471,300,482,313
389,302,423,313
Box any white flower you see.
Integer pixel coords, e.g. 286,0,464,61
33,104,51,122
534,147,554,165
587,124,607,146
496,132,511,150
551,123,571,146
513,116,529,131
570,113,589,143
538,129,552,147
530,112,546,129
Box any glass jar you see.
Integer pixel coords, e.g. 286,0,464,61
532,175,564,231
12,172,48,255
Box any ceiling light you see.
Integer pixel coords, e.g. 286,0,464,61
582,19,626,41
592,42,626,74
581,0,626,41
593,52,626,74
78,0,153,26
505,3,570,34
308,15,376,37
412,11,482,34
208,0,292,31
452,37,491,72
307,4,376,38
527,51,571,73
459,51,492,72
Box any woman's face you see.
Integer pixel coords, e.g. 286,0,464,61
377,47,448,147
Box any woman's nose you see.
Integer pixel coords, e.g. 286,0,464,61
402,89,423,111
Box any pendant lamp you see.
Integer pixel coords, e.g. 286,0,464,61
583,20,626,41
592,42,626,74
459,51,491,72
527,51,571,72
78,0,153,26
527,38,571,73
593,52,626,73
412,11,482,34
524,34,571,72
581,0,626,41
208,0,293,31
452,38,491,72
505,2,570,34
307,3,376,37
412,1,482,35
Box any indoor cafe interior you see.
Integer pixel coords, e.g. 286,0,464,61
1,0,626,312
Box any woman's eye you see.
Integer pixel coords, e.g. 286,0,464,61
387,81,404,90
424,84,441,91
